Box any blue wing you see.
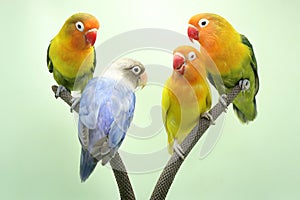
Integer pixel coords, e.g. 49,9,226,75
107,80,136,148
78,77,135,181
79,77,113,130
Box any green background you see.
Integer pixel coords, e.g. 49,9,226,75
1,0,299,199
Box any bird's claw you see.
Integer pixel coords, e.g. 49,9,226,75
55,85,67,98
173,139,185,160
201,112,216,125
239,79,250,92
219,94,228,112
70,97,81,112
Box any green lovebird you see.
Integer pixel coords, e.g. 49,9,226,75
188,13,259,123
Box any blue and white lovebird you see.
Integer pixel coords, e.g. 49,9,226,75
78,58,147,182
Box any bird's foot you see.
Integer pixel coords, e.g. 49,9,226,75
173,139,185,160
239,79,250,93
101,149,117,165
201,112,216,125
70,96,81,113
219,94,228,112
55,85,67,98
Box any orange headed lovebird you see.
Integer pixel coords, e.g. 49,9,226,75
188,13,259,123
161,46,213,159
47,13,99,108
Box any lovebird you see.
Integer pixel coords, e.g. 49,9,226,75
162,46,213,159
188,13,259,123
47,13,100,98
78,58,147,182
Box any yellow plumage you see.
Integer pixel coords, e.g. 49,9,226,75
162,46,211,156
47,13,99,92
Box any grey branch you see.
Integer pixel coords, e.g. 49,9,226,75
150,84,242,200
52,83,241,200
51,85,136,200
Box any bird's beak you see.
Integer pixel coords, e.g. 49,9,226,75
138,72,148,89
187,25,199,42
85,28,98,46
173,54,185,75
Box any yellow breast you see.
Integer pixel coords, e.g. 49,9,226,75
49,37,95,79
166,79,210,144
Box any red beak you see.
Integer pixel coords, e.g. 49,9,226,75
85,28,98,46
187,26,199,42
173,54,185,75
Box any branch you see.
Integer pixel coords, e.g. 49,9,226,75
51,85,136,200
150,84,242,200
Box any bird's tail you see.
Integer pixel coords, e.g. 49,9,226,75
80,148,97,182
233,97,257,124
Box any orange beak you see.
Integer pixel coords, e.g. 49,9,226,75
85,28,98,46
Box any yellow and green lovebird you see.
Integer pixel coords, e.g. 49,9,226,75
162,46,213,159
47,13,100,98
188,13,259,123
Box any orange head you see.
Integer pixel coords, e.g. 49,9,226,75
188,13,235,54
59,13,100,50
172,46,207,84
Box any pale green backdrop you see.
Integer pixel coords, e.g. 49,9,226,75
1,0,299,199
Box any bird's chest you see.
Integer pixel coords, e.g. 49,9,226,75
208,43,248,75
168,84,205,132
50,43,94,78
173,86,199,106
208,48,249,89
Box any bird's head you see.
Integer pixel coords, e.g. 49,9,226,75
105,58,147,91
172,46,206,83
188,13,232,53
60,13,100,50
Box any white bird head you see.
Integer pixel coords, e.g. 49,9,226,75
103,58,147,90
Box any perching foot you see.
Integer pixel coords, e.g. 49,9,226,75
201,112,216,125
55,85,67,98
173,139,185,160
239,79,250,92
70,97,81,113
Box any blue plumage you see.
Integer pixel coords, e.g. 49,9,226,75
78,77,136,182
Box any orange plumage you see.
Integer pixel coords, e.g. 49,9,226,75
188,13,259,123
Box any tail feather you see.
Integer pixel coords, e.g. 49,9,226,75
233,98,257,124
80,148,98,182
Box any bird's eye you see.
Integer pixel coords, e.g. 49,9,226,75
188,52,196,61
131,66,141,75
199,18,209,28
75,21,85,32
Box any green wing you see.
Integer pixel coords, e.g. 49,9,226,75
241,34,259,96
92,46,96,72
161,85,170,131
46,43,53,73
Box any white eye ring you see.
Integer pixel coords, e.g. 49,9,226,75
199,18,209,28
131,66,141,75
75,21,85,32
188,52,196,61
